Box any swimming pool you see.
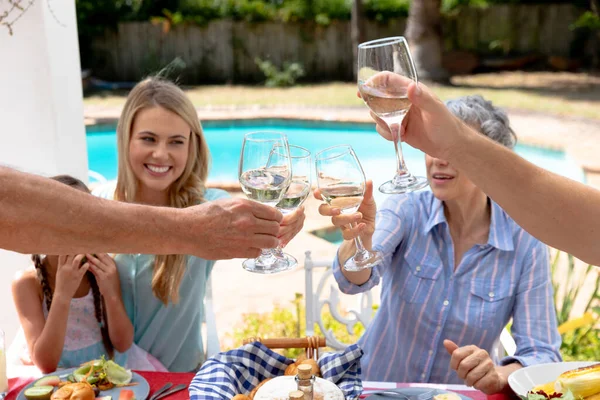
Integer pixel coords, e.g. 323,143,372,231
86,119,584,206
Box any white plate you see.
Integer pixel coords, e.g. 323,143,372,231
16,367,150,400
508,361,599,396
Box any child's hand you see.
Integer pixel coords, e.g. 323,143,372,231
86,254,121,301
54,255,89,300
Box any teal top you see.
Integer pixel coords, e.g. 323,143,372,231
94,185,230,372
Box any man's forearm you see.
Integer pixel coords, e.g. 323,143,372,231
447,129,600,265
0,167,192,255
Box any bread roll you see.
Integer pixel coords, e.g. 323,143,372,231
50,383,95,400
284,364,298,376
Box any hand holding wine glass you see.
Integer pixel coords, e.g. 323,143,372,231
239,132,292,274
315,145,382,271
358,36,428,194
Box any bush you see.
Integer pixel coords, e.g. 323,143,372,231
551,252,600,361
225,293,367,358
255,58,305,87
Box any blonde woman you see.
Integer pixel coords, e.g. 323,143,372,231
94,77,305,372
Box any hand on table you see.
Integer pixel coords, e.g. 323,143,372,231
444,339,507,395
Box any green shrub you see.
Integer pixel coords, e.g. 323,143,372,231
255,58,305,87
551,252,600,361
225,293,367,358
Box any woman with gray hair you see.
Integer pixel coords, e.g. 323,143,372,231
315,95,561,394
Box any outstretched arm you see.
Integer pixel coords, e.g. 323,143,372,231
0,167,282,259
371,80,600,266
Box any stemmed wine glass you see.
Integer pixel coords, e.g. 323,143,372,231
315,145,382,271
272,145,312,271
357,36,428,194
239,132,292,274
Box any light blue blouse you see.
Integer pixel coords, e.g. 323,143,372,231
94,185,230,372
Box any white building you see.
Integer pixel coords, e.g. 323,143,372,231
0,0,87,347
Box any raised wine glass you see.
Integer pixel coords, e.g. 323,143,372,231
239,132,292,274
272,145,312,271
315,145,383,271
357,36,428,194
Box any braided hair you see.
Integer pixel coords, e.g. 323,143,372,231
31,175,114,359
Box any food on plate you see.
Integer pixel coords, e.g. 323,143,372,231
525,363,600,400
66,357,133,390
118,389,136,400
34,376,61,387
555,363,600,398
533,382,557,393
254,376,343,400
433,393,462,400
232,395,252,400
50,382,95,400
24,386,55,400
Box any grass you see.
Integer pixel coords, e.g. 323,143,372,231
84,72,600,120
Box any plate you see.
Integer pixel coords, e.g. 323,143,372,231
508,361,599,396
363,387,473,400
16,367,150,400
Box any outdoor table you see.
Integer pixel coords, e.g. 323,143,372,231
5,370,519,400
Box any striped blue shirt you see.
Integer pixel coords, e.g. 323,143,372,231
333,190,561,384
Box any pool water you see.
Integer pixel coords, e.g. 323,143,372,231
87,118,584,209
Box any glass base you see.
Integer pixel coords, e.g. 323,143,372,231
379,174,429,194
242,253,297,274
344,249,384,272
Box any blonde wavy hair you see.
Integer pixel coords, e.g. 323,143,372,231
115,77,210,304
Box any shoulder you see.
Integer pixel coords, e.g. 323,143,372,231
91,181,117,200
202,188,231,202
12,269,42,300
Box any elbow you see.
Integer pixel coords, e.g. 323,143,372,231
33,357,59,375
111,331,134,353
112,339,133,354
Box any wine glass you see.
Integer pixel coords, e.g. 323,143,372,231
357,36,428,194
273,145,312,271
239,132,292,274
315,145,383,271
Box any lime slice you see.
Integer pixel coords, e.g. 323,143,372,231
24,386,54,400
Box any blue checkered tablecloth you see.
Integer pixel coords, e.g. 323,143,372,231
189,342,363,399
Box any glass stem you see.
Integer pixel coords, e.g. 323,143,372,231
256,248,279,267
389,122,410,183
351,222,367,253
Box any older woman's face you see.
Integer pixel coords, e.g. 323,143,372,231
425,154,479,202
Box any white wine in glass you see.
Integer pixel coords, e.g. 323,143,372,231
272,145,312,271
315,145,383,271
358,36,428,194
239,132,292,274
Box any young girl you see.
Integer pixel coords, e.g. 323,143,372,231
94,77,305,372
11,175,133,373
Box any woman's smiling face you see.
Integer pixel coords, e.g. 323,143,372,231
128,106,191,196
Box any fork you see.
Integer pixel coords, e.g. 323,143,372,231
149,382,173,400
151,383,188,400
